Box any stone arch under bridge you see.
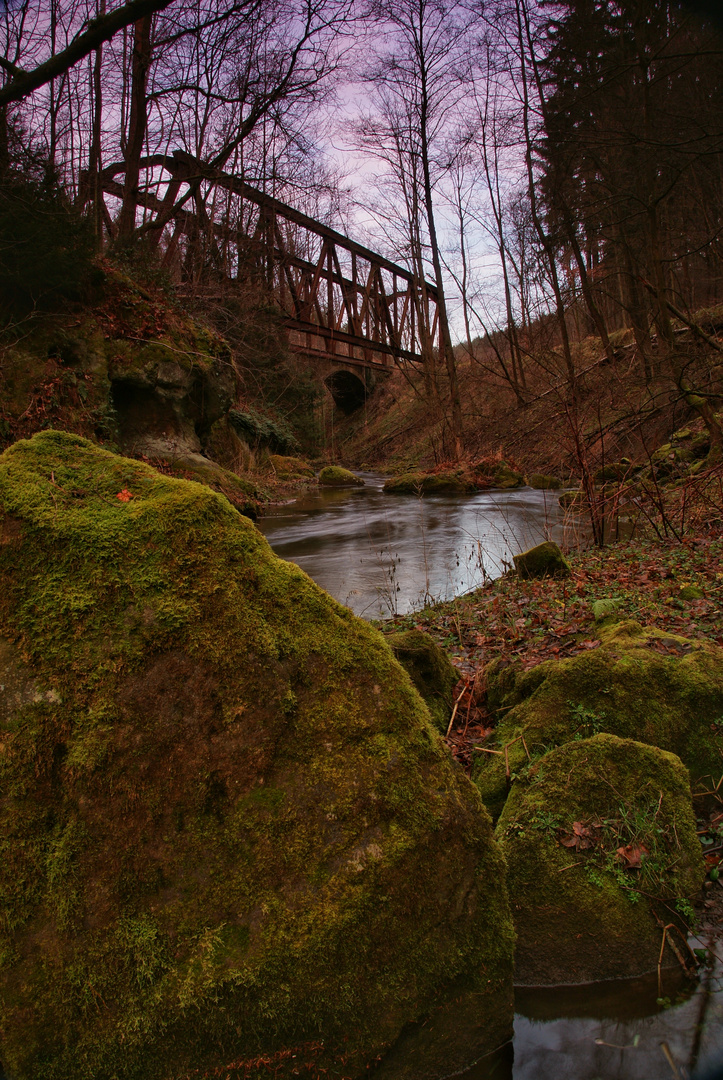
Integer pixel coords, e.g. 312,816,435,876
309,360,390,415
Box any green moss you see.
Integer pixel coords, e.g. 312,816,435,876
269,455,314,479
482,658,548,720
528,474,561,490
513,541,571,580
153,454,263,519
497,734,704,984
318,465,364,487
593,462,633,482
473,620,723,819
383,471,474,495
0,431,513,1080
384,629,459,734
491,463,525,489
558,489,585,511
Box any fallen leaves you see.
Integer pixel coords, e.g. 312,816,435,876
559,819,603,851
116,489,134,502
616,843,649,869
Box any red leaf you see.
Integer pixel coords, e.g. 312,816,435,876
616,843,649,869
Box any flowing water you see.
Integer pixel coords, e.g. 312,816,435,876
259,473,570,618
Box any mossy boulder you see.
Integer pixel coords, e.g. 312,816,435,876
383,470,474,495
482,658,548,720
148,451,262,519
384,630,459,734
558,489,586,511
318,465,365,487
0,431,514,1080
528,474,562,490
269,454,314,479
593,461,633,483
497,734,704,985
513,541,570,580
473,620,723,820
491,463,525,489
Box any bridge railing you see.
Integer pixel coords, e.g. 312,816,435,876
98,151,440,370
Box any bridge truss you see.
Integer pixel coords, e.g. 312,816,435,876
100,151,440,372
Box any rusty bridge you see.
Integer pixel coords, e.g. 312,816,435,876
100,151,440,407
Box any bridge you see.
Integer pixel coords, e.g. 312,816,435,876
99,151,441,411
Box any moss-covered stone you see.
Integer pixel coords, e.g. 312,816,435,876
593,461,634,483
384,630,459,734
269,454,314,479
678,584,704,601
147,452,262,518
497,734,704,985
318,465,365,487
491,463,525,489
473,620,723,820
0,431,514,1080
528,474,562,490
513,541,570,580
558,489,586,510
482,658,548,720
383,470,474,495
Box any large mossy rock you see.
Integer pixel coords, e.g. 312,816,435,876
497,734,704,985
558,489,586,511
513,541,570,580
490,463,525,489
0,431,513,1080
383,470,474,495
318,465,365,487
269,454,314,479
528,474,562,490
474,620,723,820
384,629,459,734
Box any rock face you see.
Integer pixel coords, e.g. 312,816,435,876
497,734,704,985
1,265,262,516
474,620,723,820
384,629,459,734
318,465,365,487
513,541,570,580
0,431,514,1080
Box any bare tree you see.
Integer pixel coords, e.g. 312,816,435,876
352,0,470,456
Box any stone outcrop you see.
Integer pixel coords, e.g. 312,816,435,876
0,431,514,1080
474,620,723,820
497,734,703,985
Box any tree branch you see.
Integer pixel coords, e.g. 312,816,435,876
0,0,178,106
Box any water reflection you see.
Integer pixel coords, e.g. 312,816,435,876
259,474,567,618
457,969,723,1080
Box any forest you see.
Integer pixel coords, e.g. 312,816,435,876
1,1,723,1080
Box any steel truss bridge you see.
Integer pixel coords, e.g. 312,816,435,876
99,150,440,376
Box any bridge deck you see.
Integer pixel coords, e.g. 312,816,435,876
99,151,440,370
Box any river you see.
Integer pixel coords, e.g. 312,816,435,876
259,473,570,618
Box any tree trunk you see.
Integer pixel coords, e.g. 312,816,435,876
419,86,463,458
117,15,152,242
